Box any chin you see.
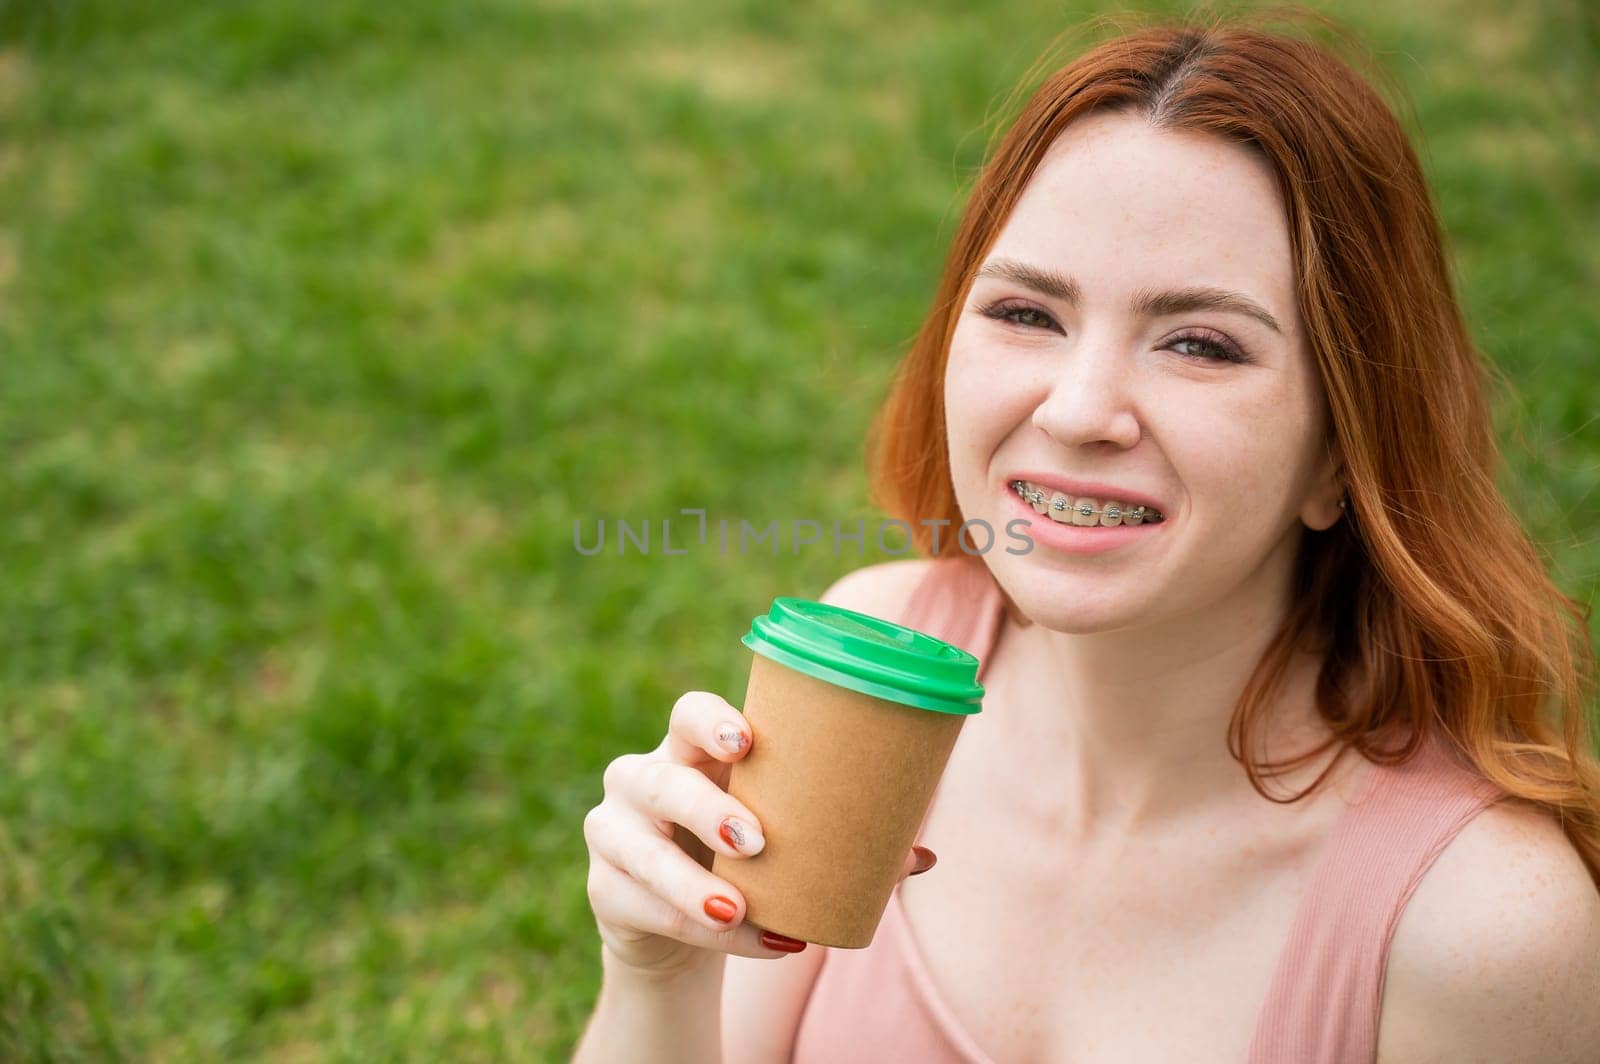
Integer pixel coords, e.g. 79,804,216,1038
995,569,1146,634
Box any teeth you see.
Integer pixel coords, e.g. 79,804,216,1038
1012,481,1164,524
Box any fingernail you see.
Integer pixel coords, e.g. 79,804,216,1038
719,816,764,856
704,895,738,924
760,930,807,953
715,722,749,755
910,846,937,875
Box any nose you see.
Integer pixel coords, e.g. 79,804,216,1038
1029,339,1144,451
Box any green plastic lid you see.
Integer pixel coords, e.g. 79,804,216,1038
742,597,984,716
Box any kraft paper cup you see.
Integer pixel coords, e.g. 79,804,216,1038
711,596,984,948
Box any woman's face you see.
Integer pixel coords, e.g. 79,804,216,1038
945,110,1342,634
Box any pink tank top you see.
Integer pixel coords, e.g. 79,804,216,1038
791,558,1508,1063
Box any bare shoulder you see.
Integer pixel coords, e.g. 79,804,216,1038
817,559,936,620
1376,797,1600,1064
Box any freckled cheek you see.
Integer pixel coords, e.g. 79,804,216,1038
947,334,1037,405
944,355,1033,460
943,362,1014,498
1176,408,1310,515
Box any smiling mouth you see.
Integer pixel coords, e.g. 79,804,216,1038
1012,480,1166,526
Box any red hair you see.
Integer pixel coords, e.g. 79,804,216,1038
867,6,1600,883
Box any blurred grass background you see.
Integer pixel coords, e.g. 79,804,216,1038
0,0,1594,1059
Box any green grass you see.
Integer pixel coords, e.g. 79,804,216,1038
0,0,1594,1058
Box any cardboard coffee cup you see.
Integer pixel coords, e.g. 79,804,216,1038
711,596,984,948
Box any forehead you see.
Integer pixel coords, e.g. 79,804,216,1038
990,112,1295,312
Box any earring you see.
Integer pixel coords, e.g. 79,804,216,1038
1337,497,1347,510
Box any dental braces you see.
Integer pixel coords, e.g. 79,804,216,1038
1012,480,1165,524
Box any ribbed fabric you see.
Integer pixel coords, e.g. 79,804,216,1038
1244,730,1507,1061
791,558,1508,1064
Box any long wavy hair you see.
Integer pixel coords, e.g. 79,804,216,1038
867,6,1600,885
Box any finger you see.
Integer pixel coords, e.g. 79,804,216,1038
585,803,754,934
587,809,781,944
661,690,751,767
618,758,766,858
899,845,938,880
589,859,802,960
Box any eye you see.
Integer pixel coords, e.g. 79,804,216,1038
1167,329,1251,365
977,299,1254,365
972,296,1062,329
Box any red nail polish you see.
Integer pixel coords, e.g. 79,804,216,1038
760,930,807,953
910,846,937,875
704,895,738,924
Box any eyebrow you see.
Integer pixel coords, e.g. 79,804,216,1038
975,256,1283,335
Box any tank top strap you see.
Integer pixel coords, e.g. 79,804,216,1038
898,558,1006,674
1246,730,1509,1063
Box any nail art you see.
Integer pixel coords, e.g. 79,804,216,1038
715,723,748,754
719,816,764,855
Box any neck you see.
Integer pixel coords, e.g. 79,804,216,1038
981,564,1342,845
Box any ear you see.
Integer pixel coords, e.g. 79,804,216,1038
1301,442,1345,532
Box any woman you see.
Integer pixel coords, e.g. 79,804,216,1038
576,12,1600,1062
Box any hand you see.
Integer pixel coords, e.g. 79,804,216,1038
583,690,936,981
